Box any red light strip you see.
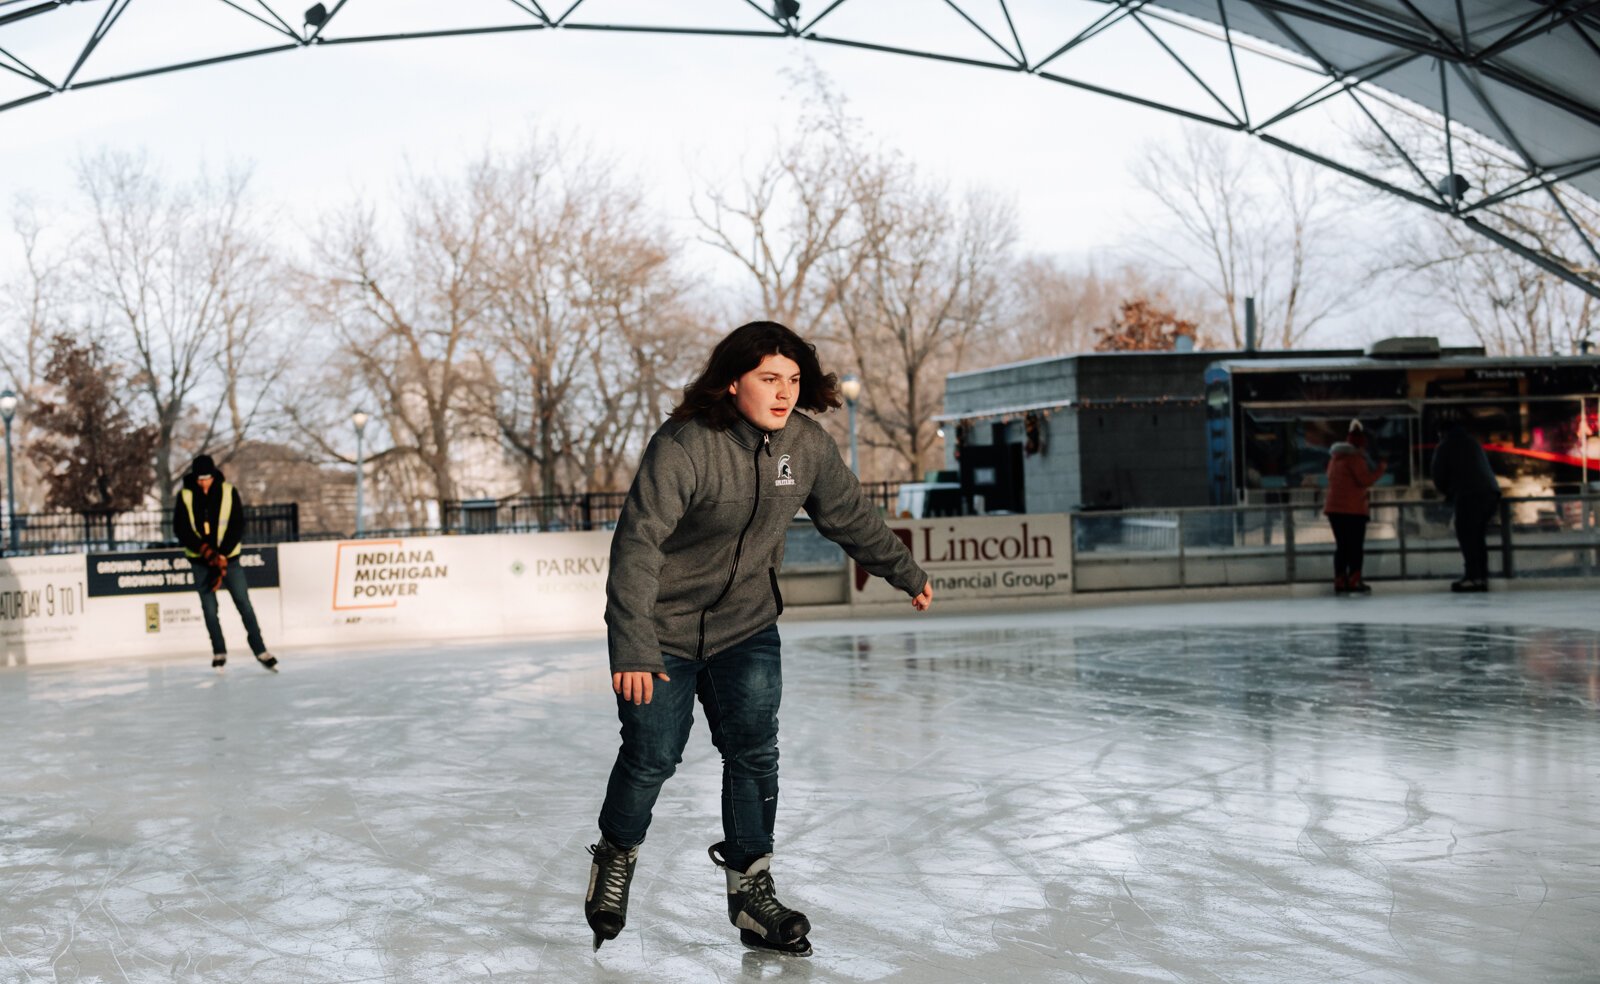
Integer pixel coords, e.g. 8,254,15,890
1483,443,1600,469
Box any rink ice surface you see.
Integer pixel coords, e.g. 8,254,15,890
1,590,1598,983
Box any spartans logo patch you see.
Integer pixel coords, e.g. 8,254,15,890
775,453,796,486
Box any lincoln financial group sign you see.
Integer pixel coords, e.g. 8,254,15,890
852,515,1072,602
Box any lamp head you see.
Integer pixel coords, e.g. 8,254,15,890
839,373,861,404
0,389,16,423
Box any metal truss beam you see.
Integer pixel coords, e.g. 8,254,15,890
0,0,1595,298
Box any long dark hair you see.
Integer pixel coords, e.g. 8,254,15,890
671,321,841,428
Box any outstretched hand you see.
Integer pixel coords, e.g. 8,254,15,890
613,671,671,705
912,581,933,611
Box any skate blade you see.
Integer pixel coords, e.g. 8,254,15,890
589,918,622,952
740,929,812,957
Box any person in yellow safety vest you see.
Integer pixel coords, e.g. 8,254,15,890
172,454,278,673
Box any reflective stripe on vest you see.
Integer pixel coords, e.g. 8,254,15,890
181,481,240,559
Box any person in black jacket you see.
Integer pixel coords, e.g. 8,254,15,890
583,322,932,956
172,454,277,672
1431,425,1502,592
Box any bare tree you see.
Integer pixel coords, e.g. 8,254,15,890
305,178,490,521
75,151,281,499
1356,108,1600,355
204,207,298,466
0,197,71,510
691,68,870,339
1131,127,1363,349
833,181,1018,481
994,256,1216,360
696,68,1017,481
573,230,706,492
470,138,700,502
469,143,598,503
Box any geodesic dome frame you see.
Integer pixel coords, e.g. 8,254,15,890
3,0,1598,298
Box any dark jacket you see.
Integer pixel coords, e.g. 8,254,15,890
1431,427,1501,508
173,464,246,559
605,411,927,674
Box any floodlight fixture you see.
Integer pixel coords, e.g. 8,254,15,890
1436,173,1470,202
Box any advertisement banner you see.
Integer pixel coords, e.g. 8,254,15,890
86,547,280,597
276,532,611,647
1,549,284,665
0,554,90,666
851,515,1073,604
87,587,284,661
500,531,611,637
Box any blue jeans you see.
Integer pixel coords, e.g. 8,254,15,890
189,558,267,657
598,624,782,869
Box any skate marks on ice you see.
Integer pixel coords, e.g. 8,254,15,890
0,604,1597,981
773,618,1600,982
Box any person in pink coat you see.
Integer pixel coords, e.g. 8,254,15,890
1323,420,1386,594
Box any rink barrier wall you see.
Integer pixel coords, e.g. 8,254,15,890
1070,495,1600,591
5,500,1596,666
0,515,1071,666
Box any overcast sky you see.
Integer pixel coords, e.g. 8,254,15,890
0,1,1442,347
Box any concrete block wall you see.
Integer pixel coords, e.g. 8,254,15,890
1024,412,1080,514
947,350,1256,512
945,355,1078,416
1079,407,1210,508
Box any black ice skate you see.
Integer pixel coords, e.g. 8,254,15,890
585,837,639,950
255,652,279,673
708,842,812,956
212,654,226,672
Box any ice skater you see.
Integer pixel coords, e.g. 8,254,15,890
1323,419,1385,594
584,321,932,956
172,454,278,672
1431,424,1501,592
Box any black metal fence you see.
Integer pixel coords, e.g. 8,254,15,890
1070,494,1600,591
440,493,630,534
0,481,910,555
859,481,901,515
0,503,298,557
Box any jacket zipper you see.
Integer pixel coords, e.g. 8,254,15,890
698,431,769,657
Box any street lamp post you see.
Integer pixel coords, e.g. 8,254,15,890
0,390,17,553
839,374,862,475
352,409,369,537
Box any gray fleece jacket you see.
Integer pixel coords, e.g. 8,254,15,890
605,411,927,673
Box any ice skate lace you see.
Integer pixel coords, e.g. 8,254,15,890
739,869,792,926
588,843,634,911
